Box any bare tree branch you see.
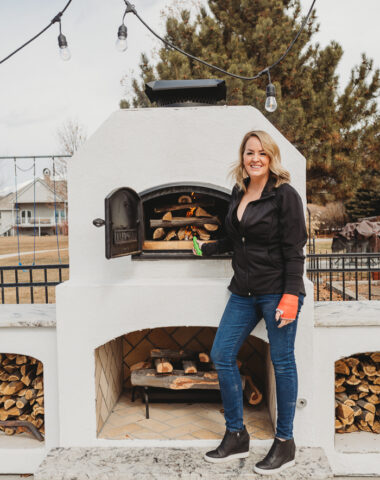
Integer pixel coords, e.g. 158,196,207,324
54,117,87,188
56,117,87,156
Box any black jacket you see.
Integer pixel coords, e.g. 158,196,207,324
201,174,307,297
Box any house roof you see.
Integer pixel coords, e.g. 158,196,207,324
0,178,33,197
0,191,15,210
0,177,67,210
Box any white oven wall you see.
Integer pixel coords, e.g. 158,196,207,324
56,105,316,448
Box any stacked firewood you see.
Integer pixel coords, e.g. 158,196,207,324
0,353,44,436
151,195,220,242
335,352,380,434
130,348,262,405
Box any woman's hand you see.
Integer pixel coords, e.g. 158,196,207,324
275,310,294,328
192,239,205,255
275,294,299,328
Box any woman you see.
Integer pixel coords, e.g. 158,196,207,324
193,130,307,475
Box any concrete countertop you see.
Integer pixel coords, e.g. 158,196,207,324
0,304,56,327
314,300,380,327
1,300,379,328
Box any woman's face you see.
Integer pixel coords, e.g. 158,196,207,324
243,136,270,181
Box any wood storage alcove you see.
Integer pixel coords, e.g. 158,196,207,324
335,351,380,435
95,326,278,441
0,353,45,442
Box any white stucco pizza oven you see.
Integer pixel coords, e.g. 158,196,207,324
54,80,380,476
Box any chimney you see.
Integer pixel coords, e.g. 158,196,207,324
42,167,52,185
145,79,226,107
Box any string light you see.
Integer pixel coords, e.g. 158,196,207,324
116,4,134,52
265,70,277,112
57,19,71,61
265,83,277,112
0,0,73,65
0,0,317,111
116,25,128,52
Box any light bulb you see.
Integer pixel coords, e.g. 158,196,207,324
116,24,128,52
58,33,71,61
116,38,128,52
265,96,277,112
59,46,71,61
265,83,277,112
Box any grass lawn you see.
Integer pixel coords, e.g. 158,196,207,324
313,238,333,254
0,235,69,264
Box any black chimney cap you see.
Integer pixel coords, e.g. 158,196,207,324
145,79,226,107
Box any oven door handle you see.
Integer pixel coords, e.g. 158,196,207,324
92,217,105,227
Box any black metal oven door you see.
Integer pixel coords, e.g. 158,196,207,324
103,187,144,258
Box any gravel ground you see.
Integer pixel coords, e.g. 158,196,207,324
1,474,379,479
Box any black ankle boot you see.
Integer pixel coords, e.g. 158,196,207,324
253,437,296,475
204,426,250,463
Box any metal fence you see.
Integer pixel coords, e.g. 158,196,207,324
1,254,380,303
0,264,69,304
307,237,316,255
307,253,380,301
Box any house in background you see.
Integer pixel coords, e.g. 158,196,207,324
0,168,67,236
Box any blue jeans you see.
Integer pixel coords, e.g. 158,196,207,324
211,292,305,440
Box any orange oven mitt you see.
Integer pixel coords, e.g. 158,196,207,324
276,294,299,320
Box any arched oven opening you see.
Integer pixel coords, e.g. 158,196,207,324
98,182,233,259
139,183,231,258
95,326,276,441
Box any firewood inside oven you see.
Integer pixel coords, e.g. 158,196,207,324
151,216,220,229
154,200,215,213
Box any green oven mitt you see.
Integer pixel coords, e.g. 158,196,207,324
193,236,203,256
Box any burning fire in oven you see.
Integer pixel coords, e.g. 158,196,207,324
186,206,196,217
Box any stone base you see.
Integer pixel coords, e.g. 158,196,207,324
34,446,333,479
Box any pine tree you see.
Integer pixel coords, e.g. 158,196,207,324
345,160,380,221
345,186,380,221
122,0,379,203
344,112,380,220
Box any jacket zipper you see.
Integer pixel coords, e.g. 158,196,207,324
237,192,276,297
241,236,251,296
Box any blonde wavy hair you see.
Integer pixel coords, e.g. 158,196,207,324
229,130,290,192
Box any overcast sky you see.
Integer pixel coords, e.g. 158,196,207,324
0,0,379,191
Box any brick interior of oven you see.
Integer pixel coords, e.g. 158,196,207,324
95,326,277,440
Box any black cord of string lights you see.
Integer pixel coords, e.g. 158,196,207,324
1,0,316,76
122,0,317,81
0,0,316,110
0,0,73,65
